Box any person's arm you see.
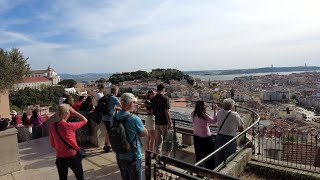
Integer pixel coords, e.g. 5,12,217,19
135,116,148,137
114,97,122,111
49,126,55,148
205,113,217,124
165,109,172,128
165,97,172,128
38,116,42,125
237,113,244,132
140,127,148,137
69,108,88,130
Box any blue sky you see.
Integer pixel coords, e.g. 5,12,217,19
1,0,320,74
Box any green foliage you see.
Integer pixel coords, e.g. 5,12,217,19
108,69,194,85
0,48,30,92
95,78,106,83
58,79,77,88
9,86,65,110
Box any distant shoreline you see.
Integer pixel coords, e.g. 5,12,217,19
189,71,317,81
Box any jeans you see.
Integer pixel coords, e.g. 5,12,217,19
155,125,170,156
214,134,236,168
117,159,142,180
56,155,84,180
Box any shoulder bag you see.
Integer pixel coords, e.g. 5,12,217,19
54,122,86,160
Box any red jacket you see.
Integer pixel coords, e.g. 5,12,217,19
50,120,86,158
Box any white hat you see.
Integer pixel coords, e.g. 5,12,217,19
10,110,17,115
121,93,137,104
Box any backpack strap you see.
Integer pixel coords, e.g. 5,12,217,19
120,114,142,162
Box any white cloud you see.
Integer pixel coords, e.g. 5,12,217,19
1,0,320,73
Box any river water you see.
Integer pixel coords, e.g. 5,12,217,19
190,71,307,81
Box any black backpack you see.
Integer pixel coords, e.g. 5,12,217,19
97,94,112,116
110,114,140,155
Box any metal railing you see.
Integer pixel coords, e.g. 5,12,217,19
139,102,260,179
252,125,320,172
145,150,240,180
195,105,260,171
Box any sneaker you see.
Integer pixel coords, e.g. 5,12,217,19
104,146,112,153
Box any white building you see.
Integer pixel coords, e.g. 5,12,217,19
29,66,60,85
13,77,52,90
13,66,60,90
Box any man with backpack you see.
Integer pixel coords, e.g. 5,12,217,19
99,85,122,153
110,93,148,180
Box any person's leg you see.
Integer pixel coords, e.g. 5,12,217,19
127,159,142,180
69,156,84,180
193,135,202,162
148,130,155,152
104,121,112,152
203,136,215,169
226,137,237,157
214,135,225,169
155,125,163,154
56,158,69,180
117,159,130,180
161,125,170,156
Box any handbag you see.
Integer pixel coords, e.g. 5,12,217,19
54,122,87,160
164,129,181,152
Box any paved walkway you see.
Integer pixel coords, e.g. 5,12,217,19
0,136,195,180
0,137,132,180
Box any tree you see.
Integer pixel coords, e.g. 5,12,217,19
0,48,30,92
10,86,65,110
95,78,106,83
58,79,77,88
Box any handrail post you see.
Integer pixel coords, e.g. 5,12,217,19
145,151,151,180
173,118,176,158
257,125,261,155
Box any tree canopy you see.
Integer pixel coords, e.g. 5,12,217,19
108,69,194,85
10,86,65,110
95,78,106,83
0,48,30,92
58,79,77,88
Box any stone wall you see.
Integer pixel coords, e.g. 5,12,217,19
0,90,10,118
0,128,21,176
282,142,320,167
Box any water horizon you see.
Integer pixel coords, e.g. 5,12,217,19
190,71,314,81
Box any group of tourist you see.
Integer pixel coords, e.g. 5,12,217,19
8,109,43,139
49,83,244,180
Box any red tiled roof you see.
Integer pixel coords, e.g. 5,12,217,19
21,77,51,83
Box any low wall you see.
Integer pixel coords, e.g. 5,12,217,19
42,113,106,147
219,148,253,177
42,113,59,137
89,120,106,147
0,128,21,176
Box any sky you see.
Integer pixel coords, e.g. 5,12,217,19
1,0,320,74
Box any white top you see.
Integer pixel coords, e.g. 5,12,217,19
58,97,66,105
216,109,243,137
94,92,104,106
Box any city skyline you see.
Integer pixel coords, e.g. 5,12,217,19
1,0,320,73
